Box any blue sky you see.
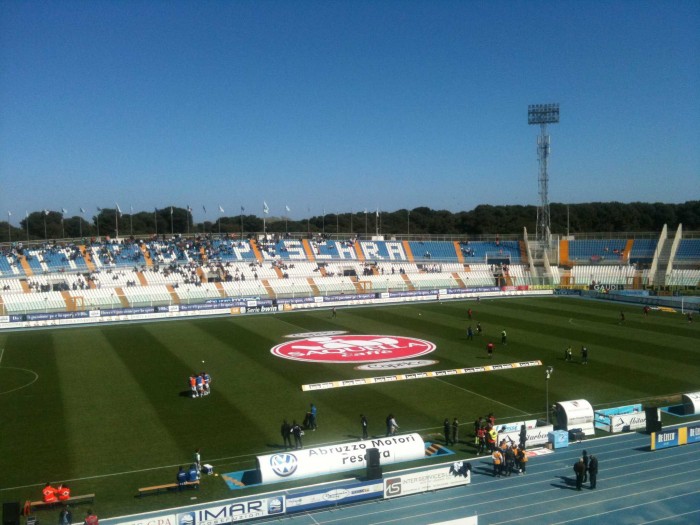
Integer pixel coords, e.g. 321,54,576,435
1,0,698,224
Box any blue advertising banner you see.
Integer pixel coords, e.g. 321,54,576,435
652,429,679,450
687,424,700,444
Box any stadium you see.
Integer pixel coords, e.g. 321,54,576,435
1,215,699,524
2,3,699,524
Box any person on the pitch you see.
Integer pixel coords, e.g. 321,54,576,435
42,482,58,504
360,414,369,440
443,418,452,445
487,341,494,358
467,325,474,340
281,419,292,449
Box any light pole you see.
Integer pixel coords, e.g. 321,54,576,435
528,103,559,244
545,366,554,424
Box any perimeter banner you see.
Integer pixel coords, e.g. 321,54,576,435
257,434,425,484
383,462,471,499
302,360,542,391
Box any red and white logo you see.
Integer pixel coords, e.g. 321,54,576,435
271,335,436,363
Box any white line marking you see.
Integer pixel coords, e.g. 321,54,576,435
0,367,39,395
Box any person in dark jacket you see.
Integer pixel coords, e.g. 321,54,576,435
360,414,369,440
281,419,292,450
588,455,599,489
582,450,589,482
573,458,586,490
292,420,303,449
443,418,452,445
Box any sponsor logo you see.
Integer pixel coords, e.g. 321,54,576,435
270,453,298,477
355,359,438,370
178,513,195,525
285,331,348,338
385,477,402,496
322,489,350,501
267,498,284,514
271,335,436,363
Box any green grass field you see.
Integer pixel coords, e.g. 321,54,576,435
1,296,698,519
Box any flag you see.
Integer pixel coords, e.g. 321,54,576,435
376,209,379,217
218,205,224,213
80,207,86,213
7,211,11,216
116,203,122,217
130,205,133,213
187,204,192,213
285,205,290,213
61,208,67,214
240,206,245,213
263,201,269,214
97,207,102,212
202,205,207,214
44,209,49,215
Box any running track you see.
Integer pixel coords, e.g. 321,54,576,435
254,427,700,525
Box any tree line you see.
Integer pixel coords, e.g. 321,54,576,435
1,201,698,242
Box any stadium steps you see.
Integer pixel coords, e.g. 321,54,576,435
0,296,5,315
623,240,634,262
196,267,208,283
352,279,366,293
402,241,415,263
306,277,321,295
139,244,153,267
20,279,31,293
114,287,130,307
504,272,513,286
301,239,316,262
274,266,284,278
453,241,464,263
452,272,467,288
214,282,227,297
261,279,276,298
19,256,33,277
353,242,365,261
318,265,327,276
79,245,97,272
519,241,529,264
61,291,76,311
165,285,180,304
559,239,571,266
137,272,148,286
249,239,264,263
200,246,207,263
400,273,415,291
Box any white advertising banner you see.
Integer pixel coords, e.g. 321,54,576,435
383,462,471,499
112,515,178,525
498,425,554,447
257,433,425,484
176,497,285,525
610,413,647,433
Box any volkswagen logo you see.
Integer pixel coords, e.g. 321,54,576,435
270,453,298,477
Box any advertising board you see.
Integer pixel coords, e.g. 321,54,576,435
257,434,425,484
383,462,471,499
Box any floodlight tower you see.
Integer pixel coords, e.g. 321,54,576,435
528,103,559,244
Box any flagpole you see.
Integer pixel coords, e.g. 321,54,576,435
350,209,353,235
154,208,158,237
170,207,174,235
130,206,133,236
364,210,368,237
61,214,65,239
79,209,84,238
240,206,244,238
26,211,29,241
115,208,119,239
96,208,101,239
44,212,47,240
7,212,11,243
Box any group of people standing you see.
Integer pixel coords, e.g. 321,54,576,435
280,404,317,450
573,450,599,490
188,372,211,398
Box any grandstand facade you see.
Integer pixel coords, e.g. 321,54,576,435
1,226,699,316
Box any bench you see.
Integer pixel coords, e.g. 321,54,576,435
25,494,95,514
138,480,199,497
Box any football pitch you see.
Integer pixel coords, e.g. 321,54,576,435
1,296,698,519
